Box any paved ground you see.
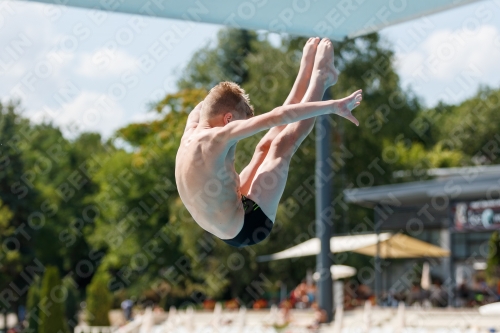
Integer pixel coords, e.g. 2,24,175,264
334,307,499,332
150,308,500,333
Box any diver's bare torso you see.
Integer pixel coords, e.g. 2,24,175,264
175,125,244,239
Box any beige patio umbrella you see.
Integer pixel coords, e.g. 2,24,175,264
352,234,450,259
257,233,449,262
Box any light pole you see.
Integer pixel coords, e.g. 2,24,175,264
315,88,333,322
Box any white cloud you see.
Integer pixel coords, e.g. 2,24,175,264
75,49,139,78
1,1,220,138
0,3,77,103
129,109,163,124
29,91,127,138
395,25,500,105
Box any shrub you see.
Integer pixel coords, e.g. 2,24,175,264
86,272,113,326
24,275,41,333
39,266,67,333
63,275,80,331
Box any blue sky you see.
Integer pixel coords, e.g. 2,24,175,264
1,0,499,138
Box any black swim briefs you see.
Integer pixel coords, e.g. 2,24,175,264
221,195,273,248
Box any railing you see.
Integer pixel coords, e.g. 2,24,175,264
74,309,151,333
73,327,118,333
114,318,143,333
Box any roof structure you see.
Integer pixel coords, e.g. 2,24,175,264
344,165,500,208
257,232,449,262
21,0,482,40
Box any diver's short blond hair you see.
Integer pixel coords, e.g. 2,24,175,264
203,82,254,119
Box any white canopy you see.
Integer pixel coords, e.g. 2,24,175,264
256,233,390,262
257,233,449,262
21,0,481,40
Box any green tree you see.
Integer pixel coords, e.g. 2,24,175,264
87,90,192,301
1,103,106,313
23,126,106,287
0,101,40,311
24,275,41,333
415,87,500,164
86,271,113,326
0,199,14,260
380,141,464,182
63,275,80,331
178,28,256,89
39,266,67,333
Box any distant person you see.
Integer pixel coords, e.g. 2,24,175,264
407,283,425,306
153,305,164,313
427,280,445,307
458,283,471,307
121,299,134,321
357,284,373,300
307,284,317,304
307,305,328,330
293,280,309,308
175,37,362,247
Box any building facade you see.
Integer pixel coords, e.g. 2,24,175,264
344,165,500,306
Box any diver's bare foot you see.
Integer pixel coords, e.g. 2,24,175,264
334,89,362,126
300,37,320,76
312,38,339,87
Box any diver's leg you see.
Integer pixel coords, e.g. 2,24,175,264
245,38,339,219
240,37,322,195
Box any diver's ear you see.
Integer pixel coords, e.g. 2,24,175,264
223,112,233,125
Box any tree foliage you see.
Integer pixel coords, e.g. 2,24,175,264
178,29,257,89
25,275,41,333
0,102,39,310
39,266,67,333
86,271,113,326
63,275,80,331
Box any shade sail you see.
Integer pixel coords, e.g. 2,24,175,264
21,0,481,40
256,233,449,262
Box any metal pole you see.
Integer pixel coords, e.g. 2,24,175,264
374,207,381,306
447,202,455,307
3,308,7,333
316,88,333,322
